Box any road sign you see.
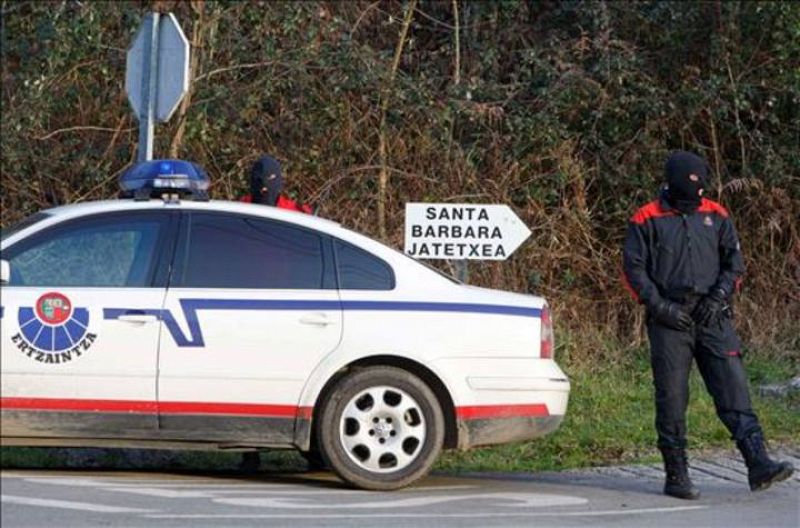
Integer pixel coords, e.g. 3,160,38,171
404,203,532,260
125,12,190,161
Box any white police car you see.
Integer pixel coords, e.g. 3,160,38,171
0,160,570,490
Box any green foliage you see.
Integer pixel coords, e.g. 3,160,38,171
2,0,799,348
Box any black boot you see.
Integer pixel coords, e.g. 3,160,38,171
660,447,701,499
737,432,795,491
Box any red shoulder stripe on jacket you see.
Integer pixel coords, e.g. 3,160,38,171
630,200,675,225
698,198,729,217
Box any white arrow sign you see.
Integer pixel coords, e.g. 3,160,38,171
404,203,532,260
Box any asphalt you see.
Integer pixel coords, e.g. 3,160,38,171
1,448,798,528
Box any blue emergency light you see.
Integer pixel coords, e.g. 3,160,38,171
119,159,210,201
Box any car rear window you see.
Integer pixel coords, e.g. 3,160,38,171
335,240,395,290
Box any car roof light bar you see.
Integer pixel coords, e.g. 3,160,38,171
119,159,210,201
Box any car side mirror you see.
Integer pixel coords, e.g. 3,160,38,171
1,260,9,284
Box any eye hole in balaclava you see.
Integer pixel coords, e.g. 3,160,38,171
250,156,284,206
664,151,709,214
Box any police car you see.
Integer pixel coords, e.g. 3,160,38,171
0,160,570,490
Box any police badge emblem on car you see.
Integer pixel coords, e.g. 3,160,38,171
12,292,97,364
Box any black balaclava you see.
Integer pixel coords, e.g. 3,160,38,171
250,156,284,205
663,150,709,214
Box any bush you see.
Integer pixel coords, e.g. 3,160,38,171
2,1,798,356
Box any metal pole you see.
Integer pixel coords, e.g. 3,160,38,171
137,12,160,162
454,260,469,283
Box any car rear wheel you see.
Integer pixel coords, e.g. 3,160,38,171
317,366,444,490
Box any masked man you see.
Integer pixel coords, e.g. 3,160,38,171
622,151,793,499
243,155,314,214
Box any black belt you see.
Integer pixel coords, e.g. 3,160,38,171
663,292,703,306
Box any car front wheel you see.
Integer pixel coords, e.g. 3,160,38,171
317,366,444,490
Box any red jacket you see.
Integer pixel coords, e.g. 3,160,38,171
240,194,314,214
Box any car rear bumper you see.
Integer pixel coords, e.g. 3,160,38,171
432,357,570,449
451,382,570,449
457,413,565,449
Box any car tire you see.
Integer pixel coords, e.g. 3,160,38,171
317,366,444,490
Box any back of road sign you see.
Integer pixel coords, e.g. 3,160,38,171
125,12,189,123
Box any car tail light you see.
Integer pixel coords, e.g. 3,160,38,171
540,304,554,359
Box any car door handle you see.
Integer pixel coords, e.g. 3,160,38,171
116,313,159,325
299,313,336,326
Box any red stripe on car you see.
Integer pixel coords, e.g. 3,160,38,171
2,398,552,420
158,401,298,417
0,397,157,413
456,404,549,420
0,397,298,417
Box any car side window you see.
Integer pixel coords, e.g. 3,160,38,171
5,213,167,287
181,213,327,289
335,240,395,290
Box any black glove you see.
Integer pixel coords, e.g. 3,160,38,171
692,288,727,327
650,299,694,331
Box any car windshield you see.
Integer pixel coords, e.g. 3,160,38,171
1,212,51,242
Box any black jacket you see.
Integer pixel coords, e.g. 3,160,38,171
623,193,744,306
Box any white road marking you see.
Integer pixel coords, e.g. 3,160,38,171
24,477,285,489
104,486,473,498
209,488,473,495
102,483,474,491
103,483,285,489
3,474,230,483
101,486,397,499
1,494,154,513
213,492,588,509
401,485,478,492
107,487,215,499
144,505,708,519
22,476,473,492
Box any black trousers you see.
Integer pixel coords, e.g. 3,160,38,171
647,315,762,449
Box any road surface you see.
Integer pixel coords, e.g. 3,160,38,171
2,449,798,527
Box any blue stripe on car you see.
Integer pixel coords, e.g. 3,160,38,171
104,300,541,348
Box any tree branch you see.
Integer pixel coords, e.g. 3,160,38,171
169,0,206,159
36,126,135,140
378,0,417,240
193,60,279,83
452,0,460,86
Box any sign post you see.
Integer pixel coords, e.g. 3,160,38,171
125,12,190,162
404,203,531,281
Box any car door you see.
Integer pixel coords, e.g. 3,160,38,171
156,211,341,444
0,210,176,438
